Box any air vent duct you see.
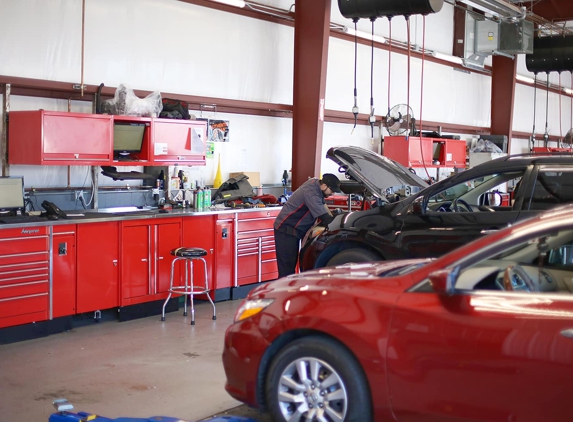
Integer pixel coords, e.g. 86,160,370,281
526,35,573,73
338,0,444,19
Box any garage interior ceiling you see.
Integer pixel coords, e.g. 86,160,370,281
508,0,573,22
453,0,573,35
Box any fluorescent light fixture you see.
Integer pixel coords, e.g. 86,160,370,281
460,0,524,19
344,27,386,44
432,51,464,65
210,0,245,7
516,74,535,84
564,88,573,95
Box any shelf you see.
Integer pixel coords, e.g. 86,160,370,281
8,111,207,167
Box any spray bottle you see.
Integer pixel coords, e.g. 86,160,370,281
196,186,204,211
204,186,211,208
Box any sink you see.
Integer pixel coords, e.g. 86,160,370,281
97,206,158,213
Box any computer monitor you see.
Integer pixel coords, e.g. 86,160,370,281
0,176,25,211
113,123,146,158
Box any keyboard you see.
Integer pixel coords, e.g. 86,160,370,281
0,215,47,224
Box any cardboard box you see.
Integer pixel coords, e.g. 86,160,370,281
229,171,261,187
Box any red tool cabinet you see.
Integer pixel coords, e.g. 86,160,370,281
384,136,466,168
236,210,279,286
0,226,50,328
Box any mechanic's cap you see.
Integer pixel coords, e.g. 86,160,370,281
321,173,342,193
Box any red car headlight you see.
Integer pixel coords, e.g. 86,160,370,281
234,298,275,323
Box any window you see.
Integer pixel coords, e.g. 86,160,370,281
427,171,523,212
454,229,573,294
529,168,573,210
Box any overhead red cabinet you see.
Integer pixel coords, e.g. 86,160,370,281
152,120,207,165
9,110,113,165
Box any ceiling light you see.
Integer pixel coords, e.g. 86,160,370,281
516,74,535,84
344,27,386,44
431,51,464,65
210,0,245,8
460,0,524,19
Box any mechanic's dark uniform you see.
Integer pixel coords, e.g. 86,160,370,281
273,178,335,278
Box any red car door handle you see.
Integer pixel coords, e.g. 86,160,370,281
560,329,573,339
480,229,499,235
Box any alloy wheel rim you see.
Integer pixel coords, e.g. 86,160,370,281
276,356,347,421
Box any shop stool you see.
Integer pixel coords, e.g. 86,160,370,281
161,247,216,325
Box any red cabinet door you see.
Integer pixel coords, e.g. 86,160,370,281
76,222,119,313
182,216,216,293
215,218,234,290
52,226,76,318
121,224,151,301
152,120,207,165
384,136,433,166
155,220,182,295
9,110,113,165
442,139,467,167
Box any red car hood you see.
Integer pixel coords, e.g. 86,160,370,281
250,259,432,297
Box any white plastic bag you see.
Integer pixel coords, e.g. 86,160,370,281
101,84,163,117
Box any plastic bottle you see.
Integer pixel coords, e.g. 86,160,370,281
204,187,211,208
196,187,204,210
157,170,165,190
192,189,198,209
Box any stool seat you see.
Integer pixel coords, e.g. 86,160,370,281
171,247,207,258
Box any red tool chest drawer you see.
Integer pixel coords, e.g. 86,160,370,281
0,227,50,328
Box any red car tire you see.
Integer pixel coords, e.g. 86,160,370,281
265,336,373,422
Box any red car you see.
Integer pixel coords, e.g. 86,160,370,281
223,205,573,422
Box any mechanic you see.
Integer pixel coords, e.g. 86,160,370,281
274,173,341,278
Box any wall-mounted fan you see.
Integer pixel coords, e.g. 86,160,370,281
384,104,416,136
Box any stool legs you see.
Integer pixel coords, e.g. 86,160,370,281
161,257,182,321
200,257,217,323
161,255,216,325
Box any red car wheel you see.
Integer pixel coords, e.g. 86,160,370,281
265,336,372,422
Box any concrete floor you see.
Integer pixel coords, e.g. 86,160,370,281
0,300,272,422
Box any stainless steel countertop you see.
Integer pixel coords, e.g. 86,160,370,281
0,206,282,229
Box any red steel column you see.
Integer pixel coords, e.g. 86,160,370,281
491,55,517,145
291,0,331,189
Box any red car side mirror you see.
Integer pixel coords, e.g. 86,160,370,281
429,267,459,295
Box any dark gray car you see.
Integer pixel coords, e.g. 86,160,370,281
299,146,573,271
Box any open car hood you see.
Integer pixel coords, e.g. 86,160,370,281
326,146,429,200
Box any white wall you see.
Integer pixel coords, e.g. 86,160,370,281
0,0,570,191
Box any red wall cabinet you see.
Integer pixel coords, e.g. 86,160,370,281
52,225,77,318
8,111,209,166
384,136,467,168
120,218,182,306
76,222,119,313
0,226,50,329
152,120,207,165
8,110,113,165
